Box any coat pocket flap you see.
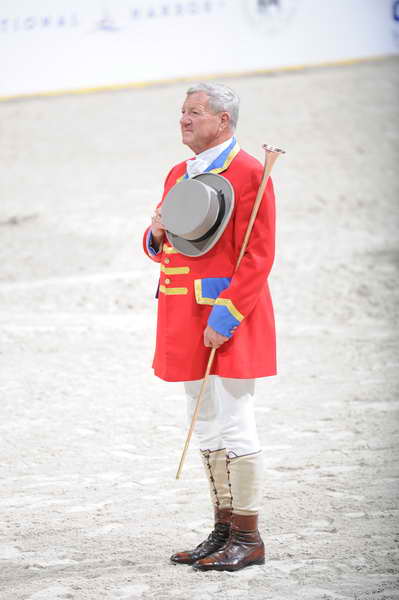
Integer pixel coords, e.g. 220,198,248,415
194,277,231,305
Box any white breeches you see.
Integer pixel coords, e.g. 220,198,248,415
184,375,261,458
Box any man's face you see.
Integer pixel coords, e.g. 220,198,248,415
180,92,226,154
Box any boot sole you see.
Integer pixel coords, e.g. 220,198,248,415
193,557,265,572
170,557,196,565
170,549,226,565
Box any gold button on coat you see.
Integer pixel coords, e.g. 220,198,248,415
165,278,171,284
164,258,170,264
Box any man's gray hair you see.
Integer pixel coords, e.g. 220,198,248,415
186,82,240,130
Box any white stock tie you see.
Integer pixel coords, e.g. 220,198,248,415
186,157,209,179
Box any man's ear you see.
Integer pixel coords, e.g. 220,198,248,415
220,111,231,130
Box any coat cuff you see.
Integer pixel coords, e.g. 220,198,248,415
194,277,244,338
208,304,241,338
146,230,161,256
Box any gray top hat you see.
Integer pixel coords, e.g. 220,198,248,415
162,173,235,257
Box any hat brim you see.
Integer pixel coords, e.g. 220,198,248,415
165,173,235,257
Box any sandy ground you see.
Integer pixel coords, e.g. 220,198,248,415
0,57,398,600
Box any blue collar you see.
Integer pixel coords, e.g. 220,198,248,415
182,137,240,180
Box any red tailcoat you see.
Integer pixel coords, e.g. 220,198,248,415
143,148,276,382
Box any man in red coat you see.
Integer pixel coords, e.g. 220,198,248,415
143,82,276,571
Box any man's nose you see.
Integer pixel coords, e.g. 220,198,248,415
180,114,191,126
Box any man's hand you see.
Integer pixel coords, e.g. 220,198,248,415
151,208,165,249
204,325,229,349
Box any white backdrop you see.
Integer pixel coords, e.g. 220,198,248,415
1,0,398,98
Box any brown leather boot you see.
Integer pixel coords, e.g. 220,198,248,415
192,513,265,571
170,508,231,565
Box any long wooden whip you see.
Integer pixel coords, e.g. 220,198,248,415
176,144,285,479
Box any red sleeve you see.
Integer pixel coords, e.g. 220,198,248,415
212,171,275,322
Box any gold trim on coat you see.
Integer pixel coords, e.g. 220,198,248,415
159,285,188,296
194,279,214,306
163,244,179,254
194,279,244,321
160,265,190,275
215,298,244,322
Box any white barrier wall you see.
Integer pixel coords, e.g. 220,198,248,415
1,0,399,98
